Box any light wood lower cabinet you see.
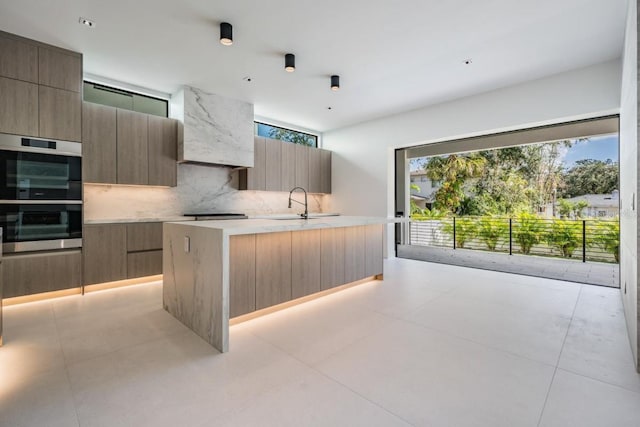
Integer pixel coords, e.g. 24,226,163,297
2,250,82,298
255,231,292,310
230,225,382,318
127,223,163,252
127,250,162,279
229,235,256,318
292,229,321,298
83,224,128,285
320,227,346,291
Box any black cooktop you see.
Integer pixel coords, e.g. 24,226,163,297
184,213,248,220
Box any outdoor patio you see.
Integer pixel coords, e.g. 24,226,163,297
397,245,619,288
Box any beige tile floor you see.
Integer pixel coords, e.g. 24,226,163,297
1,258,639,426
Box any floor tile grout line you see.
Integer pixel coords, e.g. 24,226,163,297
245,329,417,426
536,284,584,427
50,300,83,427
554,366,640,396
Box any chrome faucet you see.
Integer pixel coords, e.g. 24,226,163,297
288,187,308,219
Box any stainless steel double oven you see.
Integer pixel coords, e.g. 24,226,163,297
0,134,82,253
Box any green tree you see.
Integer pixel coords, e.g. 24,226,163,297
591,220,619,262
425,154,486,214
560,159,619,198
442,217,477,248
410,183,423,216
268,127,315,146
557,199,589,218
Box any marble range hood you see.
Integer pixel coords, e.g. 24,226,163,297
171,86,254,168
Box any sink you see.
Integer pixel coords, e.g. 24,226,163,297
273,216,321,220
252,213,340,220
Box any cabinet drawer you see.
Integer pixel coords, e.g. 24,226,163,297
127,250,162,278
127,223,163,252
3,250,82,298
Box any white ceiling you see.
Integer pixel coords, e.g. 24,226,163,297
0,0,628,132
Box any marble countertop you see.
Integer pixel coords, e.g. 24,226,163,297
166,216,406,236
84,216,195,224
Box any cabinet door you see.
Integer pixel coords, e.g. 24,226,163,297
126,223,163,251
281,141,296,191
229,234,256,318
127,250,162,278
117,109,149,185
38,47,82,92
0,77,38,136
320,149,332,194
0,35,37,82
3,250,82,298
365,224,384,277
255,231,291,310
264,138,282,191
148,115,177,187
294,144,309,190
39,86,81,141
308,147,322,193
291,229,321,299
83,224,127,285
344,226,366,283
82,102,117,183
320,227,346,290
245,137,266,190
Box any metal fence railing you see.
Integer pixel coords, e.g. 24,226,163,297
408,216,619,263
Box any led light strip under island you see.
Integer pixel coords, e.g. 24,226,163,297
163,215,401,352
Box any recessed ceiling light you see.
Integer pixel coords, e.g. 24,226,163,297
463,59,473,65
327,107,333,110
242,76,252,82
79,17,96,28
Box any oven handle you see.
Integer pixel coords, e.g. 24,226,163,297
0,134,81,157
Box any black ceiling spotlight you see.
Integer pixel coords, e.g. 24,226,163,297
331,75,340,91
285,53,295,72
220,22,233,46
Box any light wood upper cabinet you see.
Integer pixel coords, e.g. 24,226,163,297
148,115,178,187
38,47,82,92
281,141,296,191
264,137,282,191
245,137,266,191
320,149,332,194
0,34,37,82
82,102,117,183
294,143,309,190
308,147,322,193
39,85,82,142
0,76,38,136
117,109,149,185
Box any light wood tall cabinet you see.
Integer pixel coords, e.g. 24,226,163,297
82,102,178,187
0,31,82,142
239,137,332,194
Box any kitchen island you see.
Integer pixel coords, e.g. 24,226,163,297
163,216,394,352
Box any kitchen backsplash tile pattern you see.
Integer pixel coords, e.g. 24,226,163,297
84,163,326,221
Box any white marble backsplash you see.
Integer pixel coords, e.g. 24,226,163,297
177,86,254,168
84,163,327,221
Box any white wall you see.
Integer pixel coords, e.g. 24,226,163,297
619,0,639,369
323,59,622,258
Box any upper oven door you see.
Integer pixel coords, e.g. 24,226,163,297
0,134,82,201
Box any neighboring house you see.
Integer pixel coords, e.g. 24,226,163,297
410,171,441,210
543,190,620,218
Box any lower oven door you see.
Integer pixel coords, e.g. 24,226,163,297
0,202,82,253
